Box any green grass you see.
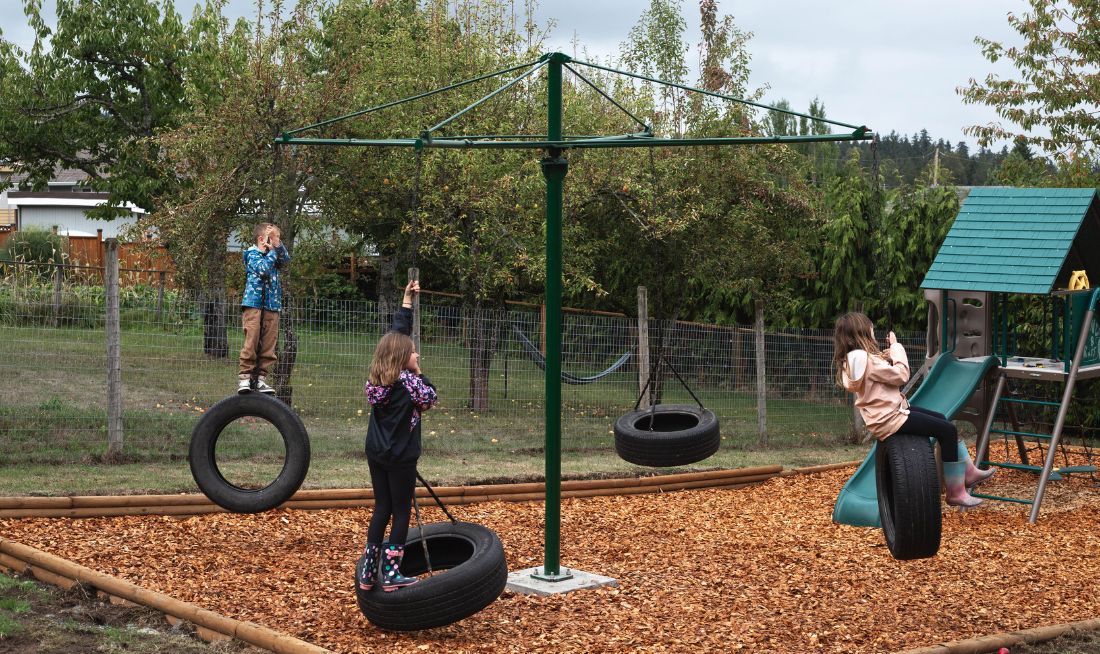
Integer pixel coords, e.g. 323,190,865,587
0,613,20,637
0,318,860,495
0,597,31,613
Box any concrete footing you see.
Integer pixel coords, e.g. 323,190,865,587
505,566,618,596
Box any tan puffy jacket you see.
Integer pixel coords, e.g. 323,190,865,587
842,343,910,440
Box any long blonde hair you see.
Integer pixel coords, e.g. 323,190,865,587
369,332,416,387
833,311,883,386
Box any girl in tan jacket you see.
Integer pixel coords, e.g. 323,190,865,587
833,312,993,508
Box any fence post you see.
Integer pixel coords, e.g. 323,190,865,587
408,267,420,352
156,271,166,323
754,299,767,446
105,239,123,462
539,303,546,355
637,286,650,409
52,264,63,327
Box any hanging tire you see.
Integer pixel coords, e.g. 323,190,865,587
355,521,508,631
875,433,941,560
614,404,720,467
189,393,310,513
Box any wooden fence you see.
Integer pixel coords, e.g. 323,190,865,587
0,228,174,286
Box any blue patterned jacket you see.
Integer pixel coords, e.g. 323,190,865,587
241,244,290,312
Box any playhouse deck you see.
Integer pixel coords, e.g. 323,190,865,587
961,355,1100,382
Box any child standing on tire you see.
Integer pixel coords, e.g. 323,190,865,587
833,312,993,508
357,280,438,592
237,223,290,394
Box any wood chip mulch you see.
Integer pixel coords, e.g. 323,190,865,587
3,463,1100,654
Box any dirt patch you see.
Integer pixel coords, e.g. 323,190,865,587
0,572,264,654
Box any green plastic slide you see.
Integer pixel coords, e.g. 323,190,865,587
831,353,999,528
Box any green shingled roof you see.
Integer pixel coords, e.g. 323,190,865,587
920,187,1098,294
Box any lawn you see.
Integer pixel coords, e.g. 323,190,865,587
0,314,861,496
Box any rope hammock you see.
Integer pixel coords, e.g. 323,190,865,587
511,325,632,385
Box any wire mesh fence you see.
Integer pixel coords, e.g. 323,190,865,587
0,262,929,494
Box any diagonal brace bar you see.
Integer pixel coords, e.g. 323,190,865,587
564,64,650,132
571,58,866,132
283,59,543,137
425,61,548,137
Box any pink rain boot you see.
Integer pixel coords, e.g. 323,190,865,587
944,461,983,508
957,441,996,488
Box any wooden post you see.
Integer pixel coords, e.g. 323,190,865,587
408,267,420,352
156,271,166,323
52,264,63,327
350,252,358,283
637,286,650,410
105,239,123,462
754,299,767,446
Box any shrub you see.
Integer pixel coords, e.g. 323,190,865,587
1,228,69,279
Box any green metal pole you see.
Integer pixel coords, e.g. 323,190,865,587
533,52,572,582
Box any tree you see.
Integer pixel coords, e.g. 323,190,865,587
766,99,798,136
309,0,553,411
0,0,193,218
147,0,347,400
959,0,1100,159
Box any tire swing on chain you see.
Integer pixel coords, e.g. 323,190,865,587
612,150,720,467
614,323,720,467
356,153,507,630
189,153,311,513
355,472,508,631
868,134,940,561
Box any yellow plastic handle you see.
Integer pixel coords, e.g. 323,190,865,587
1070,270,1090,291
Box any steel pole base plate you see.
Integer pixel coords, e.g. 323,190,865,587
506,567,618,596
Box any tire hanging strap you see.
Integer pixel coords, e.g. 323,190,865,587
410,490,434,577
416,472,458,524
633,353,706,412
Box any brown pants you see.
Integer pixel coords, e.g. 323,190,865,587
239,307,280,379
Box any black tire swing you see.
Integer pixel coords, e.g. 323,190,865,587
875,434,941,560
614,347,721,467
189,142,311,514
355,473,508,631
613,151,719,467
866,134,941,561
355,153,506,630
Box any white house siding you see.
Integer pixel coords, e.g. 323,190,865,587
17,206,136,238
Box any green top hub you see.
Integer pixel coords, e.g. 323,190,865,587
921,187,1100,295
541,52,572,64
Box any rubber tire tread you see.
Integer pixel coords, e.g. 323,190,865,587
189,393,310,513
614,404,720,467
355,521,507,631
876,433,941,560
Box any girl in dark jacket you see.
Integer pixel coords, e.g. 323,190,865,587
357,281,438,592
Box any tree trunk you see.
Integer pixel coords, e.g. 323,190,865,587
466,301,496,411
274,292,298,406
200,289,228,358
200,232,228,359
272,221,297,405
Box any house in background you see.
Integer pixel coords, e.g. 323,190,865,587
0,166,143,242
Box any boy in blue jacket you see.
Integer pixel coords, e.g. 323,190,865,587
238,223,290,394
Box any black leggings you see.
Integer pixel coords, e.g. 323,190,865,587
366,458,417,545
893,406,959,462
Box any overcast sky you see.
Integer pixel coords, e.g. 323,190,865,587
1,0,1028,149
